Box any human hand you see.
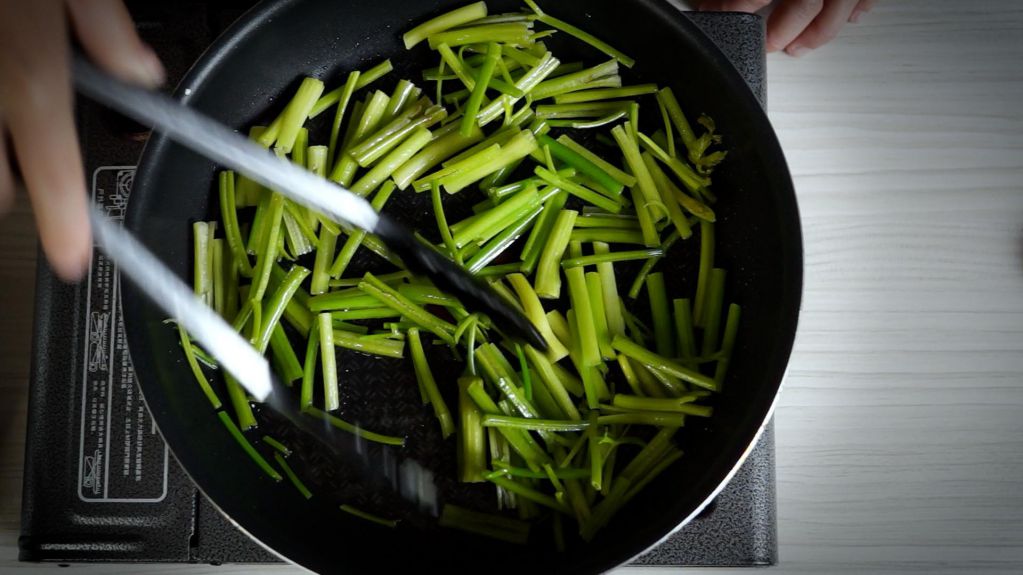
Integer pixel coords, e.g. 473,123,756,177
695,0,875,56
0,0,164,280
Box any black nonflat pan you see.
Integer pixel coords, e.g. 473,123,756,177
121,1,802,572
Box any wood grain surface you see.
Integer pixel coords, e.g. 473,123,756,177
2,1,1022,573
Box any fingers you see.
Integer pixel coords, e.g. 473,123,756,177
785,0,860,55
765,0,824,52
698,0,774,12
67,0,164,87
0,0,91,280
850,0,876,23
0,125,12,216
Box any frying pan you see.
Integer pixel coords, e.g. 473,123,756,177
121,0,802,572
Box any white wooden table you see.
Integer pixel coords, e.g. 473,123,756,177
2,1,1022,573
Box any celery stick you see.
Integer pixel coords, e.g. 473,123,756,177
326,71,361,166
611,335,718,391
249,193,285,303
310,59,391,118
332,330,405,359
178,325,222,408
300,321,319,412
305,406,405,446
408,329,454,438
562,248,661,269
715,303,741,385
458,376,487,482
310,227,338,296
674,299,698,367
534,209,577,299
506,273,569,361
524,0,634,67
646,272,674,358
465,205,542,274
536,134,622,196
462,42,500,137
519,189,567,274
275,77,324,154
612,394,712,417
318,313,339,411
612,123,665,222
329,181,395,278
701,268,728,357
569,227,646,245
565,243,601,368
555,134,636,187
586,271,614,359
554,84,658,104
358,273,456,344
392,125,483,190
643,151,693,240
482,414,588,432
693,221,715,327
219,172,253,277
274,452,312,499
477,53,559,126
350,127,433,197
531,59,618,100
427,23,533,50
441,130,539,193
330,90,390,186
533,166,621,214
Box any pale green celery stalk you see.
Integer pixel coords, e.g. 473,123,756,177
330,90,390,186
318,313,339,411
350,127,433,197
643,151,693,240
452,184,539,248
282,203,317,250
613,394,712,417
632,358,666,398
597,412,686,426
406,328,453,437
568,227,646,245
465,206,541,274
219,172,254,276
397,285,461,309
523,0,635,67
533,209,577,299
332,330,405,359
193,222,213,306
440,130,539,194
300,321,319,411
465,379,551,466
611,335,718,391
523,346,580,420
458,376,487,482
693,221,715,327
310,226,339,296
551,360,584,398
269,324,303,384
329,270,409,288
255,116,282,148
331,308,401,321
430,182,461,264
329,182,395,278
671,185,716,222
392,126,483,190
612,123,665,222
657,89,676,158
218,411,280,481
292,128,309,168
587,242,624,341
645,272,674,358
546,309,570,347
482,414,588,432
630,187,660,248
519,189,568,274
436,43,479,91
701,268,728,357
555,134,635,187
274,77,324,154
358,273,456,344
439,503,530,544
628,230,679,299
535,101,627,119
562,247,661,268
382,79,420,124
263,435,291,456
586,271,614,359
249,194,285,303
674,299,698,367
506,274,569,361
554,84,658,104
427,23,533,50
533,166,621,214
223,247,239,323
178,325,222,408
404,2,489,48
536,134,622,196
477,53,559,127
545,109,628,130
714,303,741,385
502,44,541,67
349,102,445,168
211,238,226,316
253,265,310,354
413,143,502,192
656,86,696,152
462,42,501,137
305,406,405,446
326,71,361,168
568,309,610,406
637,131,711,195
586,412,603,490
565,243,601,369
445,111,534,168
530,59,618,100
310,59,391,118
615,353,645,397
